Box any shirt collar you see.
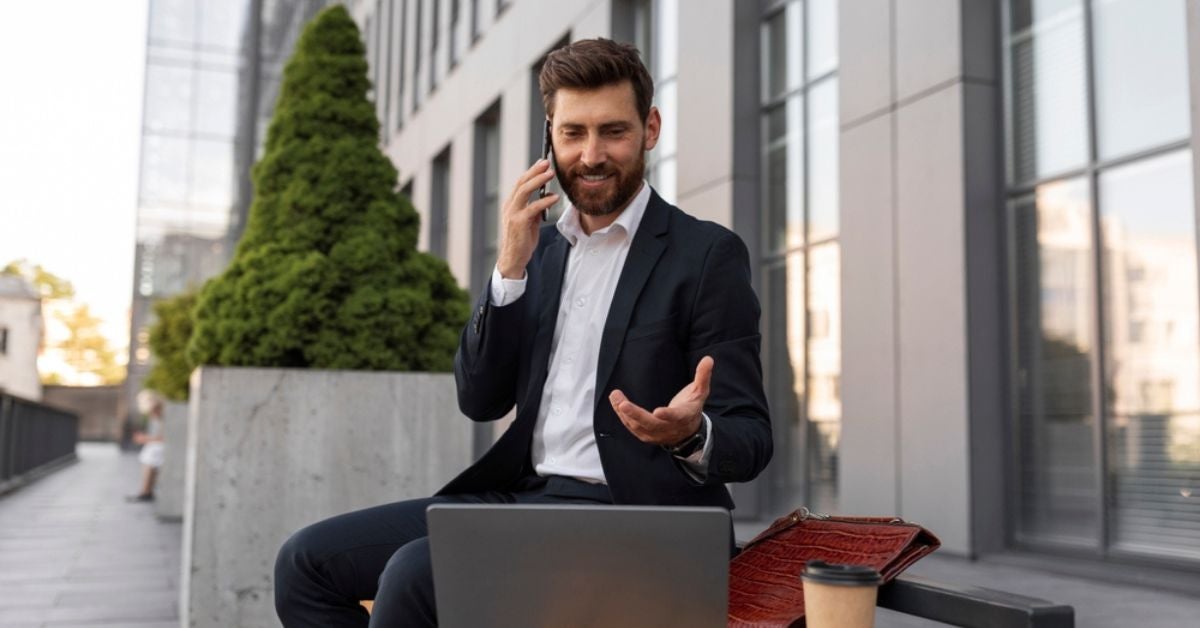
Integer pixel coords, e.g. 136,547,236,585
556,180,652,246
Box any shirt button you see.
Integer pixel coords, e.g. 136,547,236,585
575,297,587,308
553,406,562,415
565,355,573,364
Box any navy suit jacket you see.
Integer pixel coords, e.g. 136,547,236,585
438,190,772,509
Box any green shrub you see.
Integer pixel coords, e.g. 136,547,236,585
143,290,197,401
187,5,468,372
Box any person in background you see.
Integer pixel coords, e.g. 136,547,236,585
126,390,165,503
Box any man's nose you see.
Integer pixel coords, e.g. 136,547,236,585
580,135,606,168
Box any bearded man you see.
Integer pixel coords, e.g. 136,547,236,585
274,38,772,628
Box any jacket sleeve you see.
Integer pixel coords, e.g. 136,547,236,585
687,230,773,485
454,278,524,422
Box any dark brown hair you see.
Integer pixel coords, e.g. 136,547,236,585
538,38,654,123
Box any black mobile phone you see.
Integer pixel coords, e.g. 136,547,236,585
537,118,554,221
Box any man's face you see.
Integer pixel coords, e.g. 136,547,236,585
551,81,661,216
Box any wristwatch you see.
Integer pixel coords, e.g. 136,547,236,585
665,418,707,458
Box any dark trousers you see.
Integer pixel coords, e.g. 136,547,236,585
274,475,612,627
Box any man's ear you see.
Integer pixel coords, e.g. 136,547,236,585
643,106,662,152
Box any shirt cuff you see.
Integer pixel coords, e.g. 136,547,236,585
489,265,528,306
676,413,713,482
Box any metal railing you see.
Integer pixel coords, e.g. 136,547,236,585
0,391,79,487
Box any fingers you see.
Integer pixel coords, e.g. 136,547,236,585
514,191,560,223
609,390,669,440
508,160,557,206
692,356,714,397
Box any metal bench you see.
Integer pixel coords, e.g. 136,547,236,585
878,575,1075,627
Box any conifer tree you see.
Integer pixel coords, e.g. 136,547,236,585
188,6,468,372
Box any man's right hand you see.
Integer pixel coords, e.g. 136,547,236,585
497,159,559,279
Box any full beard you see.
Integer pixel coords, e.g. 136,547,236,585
560,151,646,217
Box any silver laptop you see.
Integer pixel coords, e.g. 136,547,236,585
427,504,730,628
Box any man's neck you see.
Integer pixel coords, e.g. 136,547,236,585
579,181,644,235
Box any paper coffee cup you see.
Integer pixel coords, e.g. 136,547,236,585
801,560,882,628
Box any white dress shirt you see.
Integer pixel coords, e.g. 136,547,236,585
490,182,712,485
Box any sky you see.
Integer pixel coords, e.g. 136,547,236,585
0,0,149,352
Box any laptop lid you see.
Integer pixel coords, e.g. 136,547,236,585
428,504,729,628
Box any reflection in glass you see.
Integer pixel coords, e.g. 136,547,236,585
195,69,239,138
140,136,190,204
807,78,838,242
190,140,236,210
806,242,840,514
806,0,837,79
1012,177,1101,547
144,64,194,133
654,0,678,81
764,257,807,511
1007,0,1088,184
1099,150,1200,559
762,1,802,103
1092,0,1190,161
149,0,197,46
763,97,804,254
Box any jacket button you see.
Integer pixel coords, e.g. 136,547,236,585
597,431,610,438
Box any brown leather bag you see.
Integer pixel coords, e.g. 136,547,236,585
727,508,942,627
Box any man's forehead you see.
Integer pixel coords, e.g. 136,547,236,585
553,82,640,125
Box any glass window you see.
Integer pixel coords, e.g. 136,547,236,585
806,241,840,514
1099,150,1200,559
140,136,190,204
759,0,840,516
807,77,838,242
762,1,802,103
431,147,451,259
198,0,247,51
763,257,807,511
144,64,194,133
149,0,196,46
190,139,235,209
195,68,238,139
1092,0,1190,161
1011,178,1101,547
806,0,837,79
763,97,804,254
1007,0,1088,184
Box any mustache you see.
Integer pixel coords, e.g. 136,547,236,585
569,166,616,177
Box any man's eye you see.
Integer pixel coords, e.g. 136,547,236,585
563,130,582,139
605,128,625,137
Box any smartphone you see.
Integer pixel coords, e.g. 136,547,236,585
537,118,555,221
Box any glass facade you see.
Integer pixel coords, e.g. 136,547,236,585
472,102,502,292
126,0,325,419
633,0,678,204
759,0,840,516
1006,0,1200,563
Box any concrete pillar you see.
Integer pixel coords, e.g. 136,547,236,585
838,0,1005,557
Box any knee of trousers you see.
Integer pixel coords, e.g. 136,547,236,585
376,537,433,599
274,525,323,600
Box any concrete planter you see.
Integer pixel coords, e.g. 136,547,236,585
181,366,472,628
155,401,188,521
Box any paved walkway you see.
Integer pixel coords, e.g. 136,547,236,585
0,443,179,628
3,444,1199,627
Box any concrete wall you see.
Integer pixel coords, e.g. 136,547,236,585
0,296,42,402
181,367,473,628
838,0,1005,556
155,401,187,521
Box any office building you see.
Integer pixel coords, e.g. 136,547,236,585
348,0,1200,579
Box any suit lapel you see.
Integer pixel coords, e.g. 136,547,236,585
592,192,670,411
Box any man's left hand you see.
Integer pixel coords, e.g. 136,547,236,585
609,356,714,447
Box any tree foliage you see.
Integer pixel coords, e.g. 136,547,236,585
2,259,74,299
4,259,123,385
144,290,197,401
187,6,468,372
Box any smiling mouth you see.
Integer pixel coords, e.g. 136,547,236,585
579,174,612,185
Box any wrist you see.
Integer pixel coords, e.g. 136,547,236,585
664,416,706,457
